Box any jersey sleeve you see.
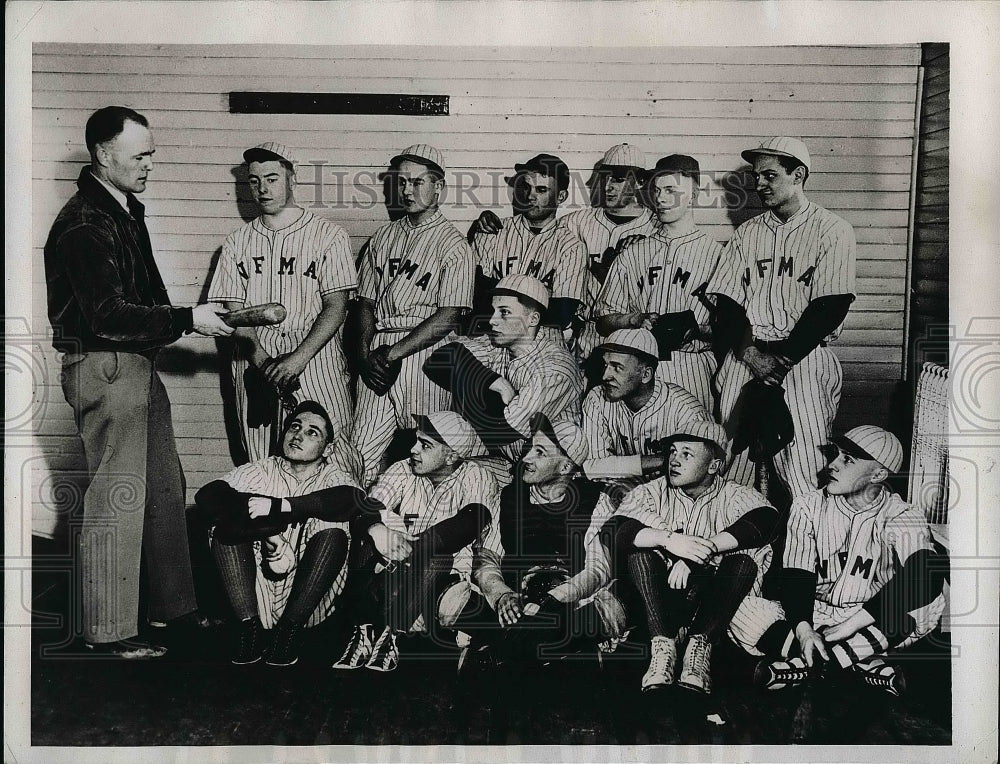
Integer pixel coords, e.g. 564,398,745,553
582,389,642,480
438,238,476,309
783,495,819,572
503,358,582,437
614,481,669,531
316,223,359,296
664,383,714,431
884,505,936,565
357,235,381,303
810,215,857,299
593,248,638,317
551,229,589,303
206,235,247,304
472,228,501,278
367,460,408,522
220,460,271,494
706,234,746,303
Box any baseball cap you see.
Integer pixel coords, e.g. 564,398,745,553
599,328,660,366
510,153,570,192
412,411,487,459
390,143,446,176
741,137,812,173
599,143,646,173
645,154,701,186
243,141,296,167
530,413,589,466
830,425,903,473
663,421,731,462
493,273,550,310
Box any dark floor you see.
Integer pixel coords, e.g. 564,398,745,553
30,536,952,747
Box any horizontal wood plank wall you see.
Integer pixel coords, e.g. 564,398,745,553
31,43,920,536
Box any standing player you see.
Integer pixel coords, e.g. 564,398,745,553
609,422,779,693
595,155,723,410
350,144,476,487
581,328,712,496
466,153,589,341
209,142,358,461
560,143,658,364
707,137,856,498
333,411,498,672
744,426,947,696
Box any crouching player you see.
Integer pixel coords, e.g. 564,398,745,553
193,401,369,667
746,426,948,697
609,422,779,693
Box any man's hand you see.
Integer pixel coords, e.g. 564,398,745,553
820,610,875,644
261,352,307,390
615,233,646,255
469,210,503,239
667,559,691,590
663,532,717,565
496,591,523,627
794,621,830,667
247,496,272,519
261,536,280,558
489,376,517,405
369,523,416,563
360,345,400,394
192,304,235,336
627,312,658,331
741,346,791,386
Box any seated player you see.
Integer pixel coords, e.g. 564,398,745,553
193,401,369,667
333,411,498,672
745,426,948,697
424,274,584,484
582,328,713,500
457,414,625,669
609,422,779,693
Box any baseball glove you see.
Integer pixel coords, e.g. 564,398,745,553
361,345,402,396
244,364,281,428
520,565,571,606
650,310,698,357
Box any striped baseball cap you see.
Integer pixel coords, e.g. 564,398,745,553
599,328,660,366
530,413,589,466
600,143,646,172
831,425,904,473
243,141,296,167
493,273,550,310
663,421,731,462
412,411,487,459
391,143,446,176
741,136,812,172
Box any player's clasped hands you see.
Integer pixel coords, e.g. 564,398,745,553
370,523,418,563
191,303,235,336
496,591,524,627
627,311,658,331
667,559,691,590
664,531,718,565
261,352,306,389
742,345,791,387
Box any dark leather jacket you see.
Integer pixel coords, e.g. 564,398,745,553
44,166,193,354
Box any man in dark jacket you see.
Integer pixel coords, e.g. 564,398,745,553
44,106,233,658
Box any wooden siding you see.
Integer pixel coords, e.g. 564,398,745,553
31,43,921,536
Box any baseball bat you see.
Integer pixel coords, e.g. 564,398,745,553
221,302,287,327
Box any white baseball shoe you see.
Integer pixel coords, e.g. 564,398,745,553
641,635,678,692
853,658,906,697
366,626,399,672
332,624,374,670
678,633,713,694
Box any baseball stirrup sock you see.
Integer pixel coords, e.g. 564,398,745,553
212,539,259,621
828,625,890,668
689,554,758,644
278,528,349,626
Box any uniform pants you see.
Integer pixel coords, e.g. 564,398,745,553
60,351,197,643
717,346,842,499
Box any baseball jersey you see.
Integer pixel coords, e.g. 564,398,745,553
369,458,501,577
595,226,723,353
581,378,713,480
783,488,936,612
219,445,362,629
358,210,475,330
472,214,589,303
615,475,773,576
708,200,856,341
459,334,585,460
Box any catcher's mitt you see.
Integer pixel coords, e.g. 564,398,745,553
520,565,571,606
650,310,698,357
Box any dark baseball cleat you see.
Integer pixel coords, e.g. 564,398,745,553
332,624,374,670
265,622,302,667
231,617,265,665
853,658,906,697
366,626,399,673
84,639,168,660
754,655,811,690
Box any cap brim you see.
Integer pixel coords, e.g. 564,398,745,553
391,154,445,176
741,148,800,166
492,287,548,311
598,163,644,175
829,436,880,464
244,148,292,165
411,414,447,448
599,342,659,365
662,433,728,460
529,413,578,464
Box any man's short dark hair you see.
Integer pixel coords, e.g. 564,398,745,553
85,106,149,154
282,400,336,444
775,155,809,185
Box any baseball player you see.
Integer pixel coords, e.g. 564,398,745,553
333,411,498,672
608,422,779,693
350,144,476,487
466,153,589,342
741,426,947,697
193,400,369,667
595,155,723,411
208,142,358,462
582,328,713,496
560,143,658,365
707,137,857,499
423,274,585,481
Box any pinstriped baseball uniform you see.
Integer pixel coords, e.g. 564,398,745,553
581,377,712,481
369,458,500,578
595,226,723,409
708,200,856,497
561,207,658,358
459,334,585,463
351,210,475,486
729,488,945,663
472,214,589,343
218,447,362,629
209,210,358,461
